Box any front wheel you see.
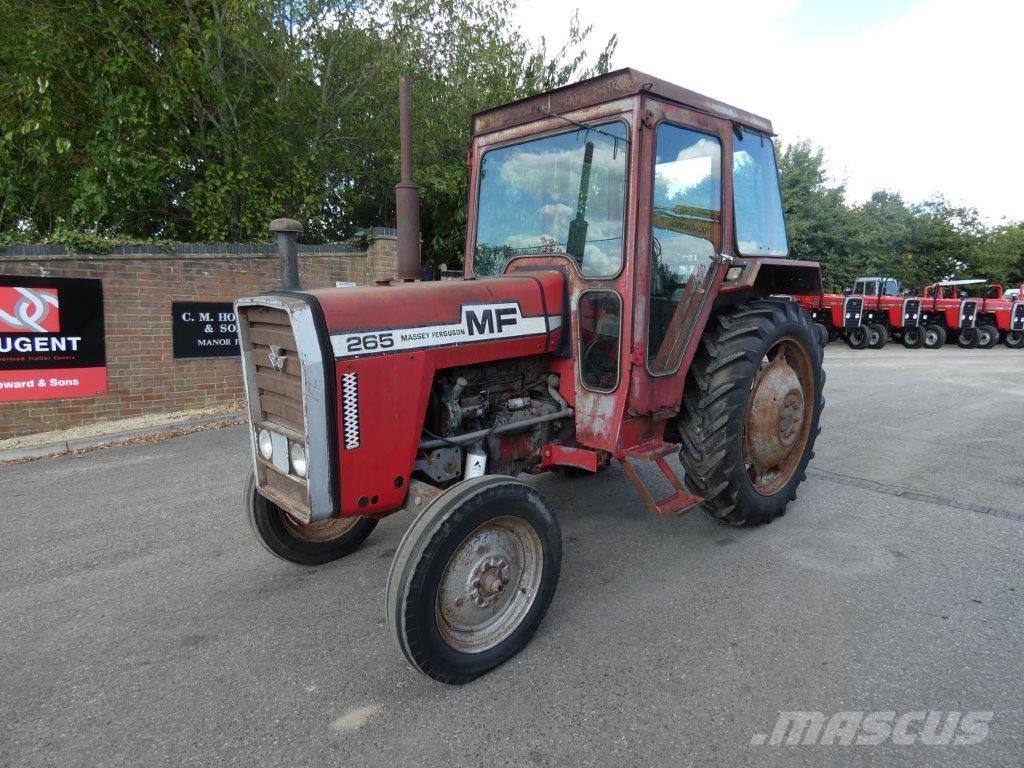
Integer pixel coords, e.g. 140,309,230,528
1005,330,1024,349
813,322,829,347
846,326,869,349
678,299,825,526
867,323,888,349
386,476,561,684
901,327,924,349
244,467,377,565
976,325,999,349
923,324,947,349
956,328,979,348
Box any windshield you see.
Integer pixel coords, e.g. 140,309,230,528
473,121,629,277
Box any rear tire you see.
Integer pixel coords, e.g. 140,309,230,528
976,325,999,349
846,326,869,349
244,467,377,565
901,327,924,349
677,299,825,527
923,324,946,349
386,476,561,684
956,328,979,348
1005,330,1024,349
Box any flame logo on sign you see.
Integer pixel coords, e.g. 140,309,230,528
0,288,60,332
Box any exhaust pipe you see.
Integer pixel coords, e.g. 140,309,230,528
395,75,421,281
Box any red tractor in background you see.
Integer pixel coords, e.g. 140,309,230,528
919,279,1023,349
797,277,1024,350
797,277,915,349
235,69,825,683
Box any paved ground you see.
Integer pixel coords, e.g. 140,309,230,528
2,345,1022,767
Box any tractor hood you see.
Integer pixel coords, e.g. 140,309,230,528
304,271,566,362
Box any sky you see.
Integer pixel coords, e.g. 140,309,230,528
513,0,1024,223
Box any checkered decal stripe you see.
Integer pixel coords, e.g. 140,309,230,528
341,372,360,450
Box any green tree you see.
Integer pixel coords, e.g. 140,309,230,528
776,140,857,290
0,0,615,263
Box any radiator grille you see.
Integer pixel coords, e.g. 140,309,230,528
239,304,310,522
242,306,304,434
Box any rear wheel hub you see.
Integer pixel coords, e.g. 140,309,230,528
744,339,814,496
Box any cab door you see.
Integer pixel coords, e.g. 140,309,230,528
627,97,734,420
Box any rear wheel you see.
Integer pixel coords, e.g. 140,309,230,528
244,467,377,565
678,299,825,526
956,328,979,348
976,325,999,349
1005,330,1024,349
923,324,946,349
386,476,561,684
846,326,869,349
867,323,888,349
901,327,924,349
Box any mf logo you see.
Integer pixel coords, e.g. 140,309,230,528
464,304,519,336
267,345,288,372
0,287,60,333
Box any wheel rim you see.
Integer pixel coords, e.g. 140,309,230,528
743,337,815,496
906,328,921,344
279,509,360,543
1008,331,1024,346
869,328,880,346
925,328,939,346
436,516,544,653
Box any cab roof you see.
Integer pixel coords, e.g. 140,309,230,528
471,68,775,138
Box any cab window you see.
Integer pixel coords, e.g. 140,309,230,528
648,123,721,373
734,132,788,257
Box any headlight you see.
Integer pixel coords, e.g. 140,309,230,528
258,428,273,459
289,442,308,477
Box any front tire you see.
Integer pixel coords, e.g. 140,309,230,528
867,323,888,349
813,322,829,347
901,327,924,349
923,324,947,349
244,467,377,565
846,326,869,349
1005,330,1024,349
976,325,999,349
386,476,561,684
678,299,825,526
956,328,979,348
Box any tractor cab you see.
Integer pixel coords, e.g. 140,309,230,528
466,69,821,449
848,277,901,298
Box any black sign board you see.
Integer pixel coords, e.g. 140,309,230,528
0,275,107,401
172,302,240,358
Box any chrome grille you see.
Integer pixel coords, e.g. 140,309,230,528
238,304,311,522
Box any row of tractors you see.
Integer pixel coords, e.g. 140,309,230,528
795,277,1024,350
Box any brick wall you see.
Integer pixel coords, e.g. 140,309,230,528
0,230,399,439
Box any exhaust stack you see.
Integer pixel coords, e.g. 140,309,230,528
395,75,421,281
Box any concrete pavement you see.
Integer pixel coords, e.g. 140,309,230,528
1,345,1021,767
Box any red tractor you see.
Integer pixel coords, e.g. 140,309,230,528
918,279,1019,349
235,69,825,683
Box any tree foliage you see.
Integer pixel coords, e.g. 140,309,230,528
778,140,1021,291
0,0,614,263
1,1,1019,286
